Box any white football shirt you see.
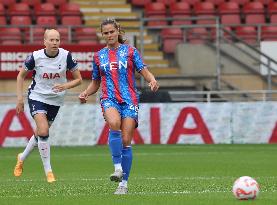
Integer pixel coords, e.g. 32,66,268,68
24,48,78,106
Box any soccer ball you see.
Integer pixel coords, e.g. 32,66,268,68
232,176,259,200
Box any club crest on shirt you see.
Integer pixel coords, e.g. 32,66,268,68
119,50,127,58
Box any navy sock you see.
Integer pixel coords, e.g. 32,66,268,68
108,130,122,165
122,146,133,181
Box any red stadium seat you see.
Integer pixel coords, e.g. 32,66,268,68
56,27,71,43
156,0,177,6
0,28,21,41
9,3,31,16
268,2,277,23
1,39,22,45
10,16,32,30
0,0,16,7
145,2,167,16
161,28,183,53
205,0,226,6
75,27,97,41
45,0,68,7
0,16,6,25
179,0,200,6
254,0,272,6
145,2,167,26
218,2,241,25
61,16,82,25
194,2,216,25
261,26,277,41
25,27,45,44
242,2,265,24
36,16,57,26
169,2,192,25
229,0,250,6
0,3,4,15
60,3,81,16
161,28,183,38
21,0,42,7
34,3,56,16
186,27,211,44
131,0,151,7
77,39,99,45
235,26,257,44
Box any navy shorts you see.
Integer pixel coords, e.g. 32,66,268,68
100,98,139,128
28,99,60,123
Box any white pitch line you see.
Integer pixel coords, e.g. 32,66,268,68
1,189,276,199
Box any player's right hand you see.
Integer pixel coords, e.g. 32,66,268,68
16,100,24,114
79,91,88,104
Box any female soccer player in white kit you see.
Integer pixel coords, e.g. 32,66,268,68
14,29,82,183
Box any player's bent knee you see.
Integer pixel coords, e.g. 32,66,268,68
109,121,121,130
37,130,49,137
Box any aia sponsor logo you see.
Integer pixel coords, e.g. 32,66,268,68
42,73,61,79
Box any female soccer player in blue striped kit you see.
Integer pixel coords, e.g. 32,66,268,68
79,18,159,194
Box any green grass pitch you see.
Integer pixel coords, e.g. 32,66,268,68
0,144,276,205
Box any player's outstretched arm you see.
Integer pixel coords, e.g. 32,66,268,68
16,68,29,114
140,68,159,92
79,80,101,103
52,69,82,93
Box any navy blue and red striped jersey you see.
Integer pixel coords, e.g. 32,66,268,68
92,44,145,105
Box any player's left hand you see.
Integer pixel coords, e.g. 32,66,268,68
52,84,66,93
149,80,159,92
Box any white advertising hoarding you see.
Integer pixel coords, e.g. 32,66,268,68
0,102,276,147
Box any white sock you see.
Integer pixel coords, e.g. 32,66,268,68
38,136,52,174
119,180,128,188
114,163,122,171
20,135,38,161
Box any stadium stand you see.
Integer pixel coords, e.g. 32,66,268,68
25,27,45,44
9,3,31,16
0,16,6,25
194,2,217,25
1,0,276,83
169,2,192,25
235,26,257,44
33,3,56,16
218,2,241,25
156,0,177,6
268,1,277,23
179,0,201,6
60,3,81,16
229,0,250,6
36,15,57,26
75,27,97,41
21,0,42,7
0,0,16,7
10,16,32,29
242,1,265,24
0,27,22,43
45,0,68,7
145,2,167,26
261,25,277,41
131,0,151,7
161,28,183,54
61,16,82,25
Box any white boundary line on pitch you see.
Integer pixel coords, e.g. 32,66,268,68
2,149,277,159
1,189,276,198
